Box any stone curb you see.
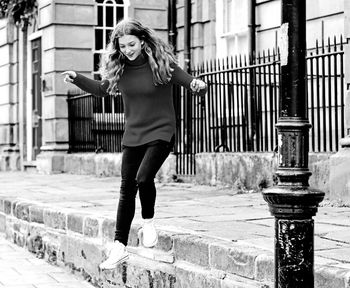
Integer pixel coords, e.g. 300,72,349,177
0,196,349,288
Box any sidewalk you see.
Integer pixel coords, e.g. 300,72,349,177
0,171,350,287
0,236,94,288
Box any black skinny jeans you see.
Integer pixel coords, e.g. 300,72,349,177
114,138,173,246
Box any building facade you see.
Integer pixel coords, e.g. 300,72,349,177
0,0,350,173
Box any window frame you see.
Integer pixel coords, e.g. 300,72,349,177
93,0,127,79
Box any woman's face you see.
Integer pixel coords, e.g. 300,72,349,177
118,34,143,61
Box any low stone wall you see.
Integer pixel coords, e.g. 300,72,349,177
0,197,274,288
38,151,333,197
195,152,333,197
61,153,176,183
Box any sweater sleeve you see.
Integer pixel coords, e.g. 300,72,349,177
170,65,207,96
72,73,110,97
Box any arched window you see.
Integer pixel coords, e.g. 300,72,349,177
94,0,126,79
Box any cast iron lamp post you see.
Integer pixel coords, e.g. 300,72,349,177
262,0,325,287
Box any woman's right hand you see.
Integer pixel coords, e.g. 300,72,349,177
62,71,77,83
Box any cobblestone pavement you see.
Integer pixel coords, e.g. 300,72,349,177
0,236,94,288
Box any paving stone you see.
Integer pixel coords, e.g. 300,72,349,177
318,247,350,263
0,234,94,288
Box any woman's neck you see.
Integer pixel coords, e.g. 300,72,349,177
125,53,147,66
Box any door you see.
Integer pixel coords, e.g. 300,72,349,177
31,38,42,159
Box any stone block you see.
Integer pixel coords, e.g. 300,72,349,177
0,45,10,66
43,208,67,230
329,149,350,204
4,199,12,215
42,48,93,74
42,25,94,50
0,214,5,233
67,213,84,234
124,263,176,288
131,5,167,30
0,19,12,46
0,64,11,86
174,235,210,267
42,118,69,143
84,216,100,238
174,264,221,288
309,152,331,196
315,265,349,288
80,154,97,175
0,126,14,146
36,152,65,174
102,218,115,241
127,224,141,247
100,264,127,287
156,230,175,252
95,153,122,177
29,205,44,224
0,85,11,106
42,95,68,119
55,2,95,25
60,235,104,278
27,234,44,255
156,153,176,183
14,202,30,221
63,153,83,174
254,253,274,282
80,239,104,277
209,242,259,279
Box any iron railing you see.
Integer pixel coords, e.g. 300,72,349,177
67,90,124,153
67,36,346,175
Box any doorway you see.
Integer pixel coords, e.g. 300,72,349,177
31,38,42,159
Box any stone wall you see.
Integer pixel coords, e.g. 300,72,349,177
195,152,333,197
60,152,176,183
0,196,274,288
57,151,333,198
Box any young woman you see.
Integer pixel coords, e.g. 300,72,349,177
62,19,207,270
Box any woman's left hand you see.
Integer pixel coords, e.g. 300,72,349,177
190,79,206,93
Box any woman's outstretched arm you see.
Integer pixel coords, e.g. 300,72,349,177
170,65,207,96
62,71,110,97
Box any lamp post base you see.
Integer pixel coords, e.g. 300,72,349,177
262,186,325,288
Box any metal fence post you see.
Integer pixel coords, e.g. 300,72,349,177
262,0,325,287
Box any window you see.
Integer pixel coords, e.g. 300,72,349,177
218,0,249,58
93,0,125,79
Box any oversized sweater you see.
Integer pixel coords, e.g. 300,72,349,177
72,53,206,146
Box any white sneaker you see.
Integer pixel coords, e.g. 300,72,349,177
141,218,158,248
99,241,129,270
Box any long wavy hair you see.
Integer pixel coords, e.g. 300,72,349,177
99,19,177,95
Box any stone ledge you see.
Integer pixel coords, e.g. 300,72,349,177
1,195,349,288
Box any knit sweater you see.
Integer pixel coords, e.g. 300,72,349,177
72,54,206,146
